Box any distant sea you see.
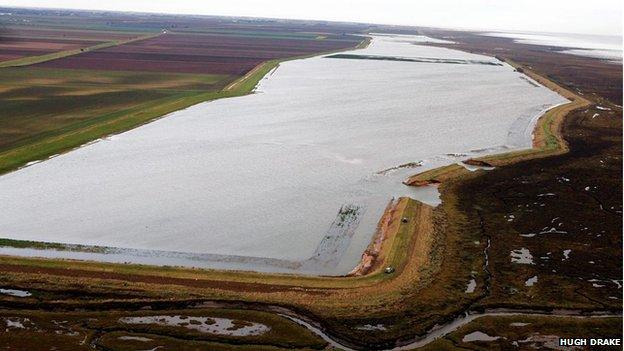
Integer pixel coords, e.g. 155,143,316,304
482,31,622,62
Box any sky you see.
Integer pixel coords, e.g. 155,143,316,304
1,0,622,36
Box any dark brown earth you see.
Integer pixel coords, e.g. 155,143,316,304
0,26,137,62
36,32,362,75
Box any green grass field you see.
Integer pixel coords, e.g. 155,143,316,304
0,67,234,173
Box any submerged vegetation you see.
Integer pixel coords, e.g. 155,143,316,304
0,238,107,253
336,205,361,227
326,53,503,66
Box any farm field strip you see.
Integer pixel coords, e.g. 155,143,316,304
35,32,362,75
1,26,143,40
0,26,146,63
0,67,229,151
0,32,161,67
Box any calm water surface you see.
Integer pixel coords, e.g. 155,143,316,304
0,35,567,274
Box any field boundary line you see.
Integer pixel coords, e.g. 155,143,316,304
0,32,161,68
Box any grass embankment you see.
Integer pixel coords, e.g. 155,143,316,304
326,53,501,66
0,33,160,68
0,238,107,253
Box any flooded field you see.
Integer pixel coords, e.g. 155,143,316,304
0,35,566,274
482,31,623,61
119,315,270,336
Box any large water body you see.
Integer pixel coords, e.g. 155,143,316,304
481,31,623,62
0,35,567,275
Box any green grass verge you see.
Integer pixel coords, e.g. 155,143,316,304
0,68,228,154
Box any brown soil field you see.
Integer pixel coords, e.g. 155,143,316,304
0,26,141,62
36,32,362,75
0,38,101,61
